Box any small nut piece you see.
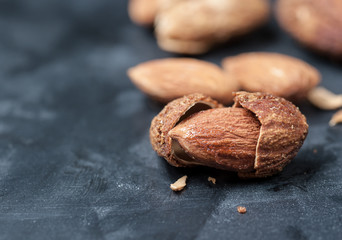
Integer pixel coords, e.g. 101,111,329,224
170,175,187,191
150,92,308,178
237,206,247,214
276,0,342,58
208,177,216,184
128,0,159,26
155,0,270,54
307,87,342,110
329,110,342,127
128,58,238,104
222,52,320,101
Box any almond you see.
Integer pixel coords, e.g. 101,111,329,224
222,52,320,101
155,0,270,54
169,108,260,172
128,0,159,26
276,0,342,57
150,92,308,178
127,58,238,104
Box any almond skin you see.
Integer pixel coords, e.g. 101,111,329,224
276,0,342,58
169,108,260,172
222,52,320,101
128,58,238,104
150,92,308,178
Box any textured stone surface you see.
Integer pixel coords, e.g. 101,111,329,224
0,0,341,239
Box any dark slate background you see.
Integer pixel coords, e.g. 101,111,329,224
0,0,341,239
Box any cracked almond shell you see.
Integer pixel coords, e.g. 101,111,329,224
150,92,308,178
150,93,223,167
233,92,308,178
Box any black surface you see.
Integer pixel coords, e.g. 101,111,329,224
0,1,342,239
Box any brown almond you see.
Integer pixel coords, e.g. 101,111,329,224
128,0,159,26
275,0,342,58
169,108,260,172
222,52,320,101
128,58,238,104
150,92,308,178
155,0,270,54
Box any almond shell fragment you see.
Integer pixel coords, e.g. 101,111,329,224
233,92,308,178
150,93,223,167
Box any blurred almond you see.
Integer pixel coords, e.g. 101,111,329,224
128,0,159,26
127,58,238,104
276,0,342,58
155,0,270,54
329,110,342,126
222,52,320,101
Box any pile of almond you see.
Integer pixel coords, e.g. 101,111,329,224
128,53,321,104
127,51,342,178
126,1,342,180
129,0,342,58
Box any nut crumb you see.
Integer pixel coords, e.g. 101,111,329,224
170,175,187,191
237,206,247,214
308,87,342,110
208,177,216,184
329,110,342,126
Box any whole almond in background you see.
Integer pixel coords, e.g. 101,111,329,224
275,0,342,58
127,58,238,104
128,0,159,26
222,52,320,101
155,0,270,54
